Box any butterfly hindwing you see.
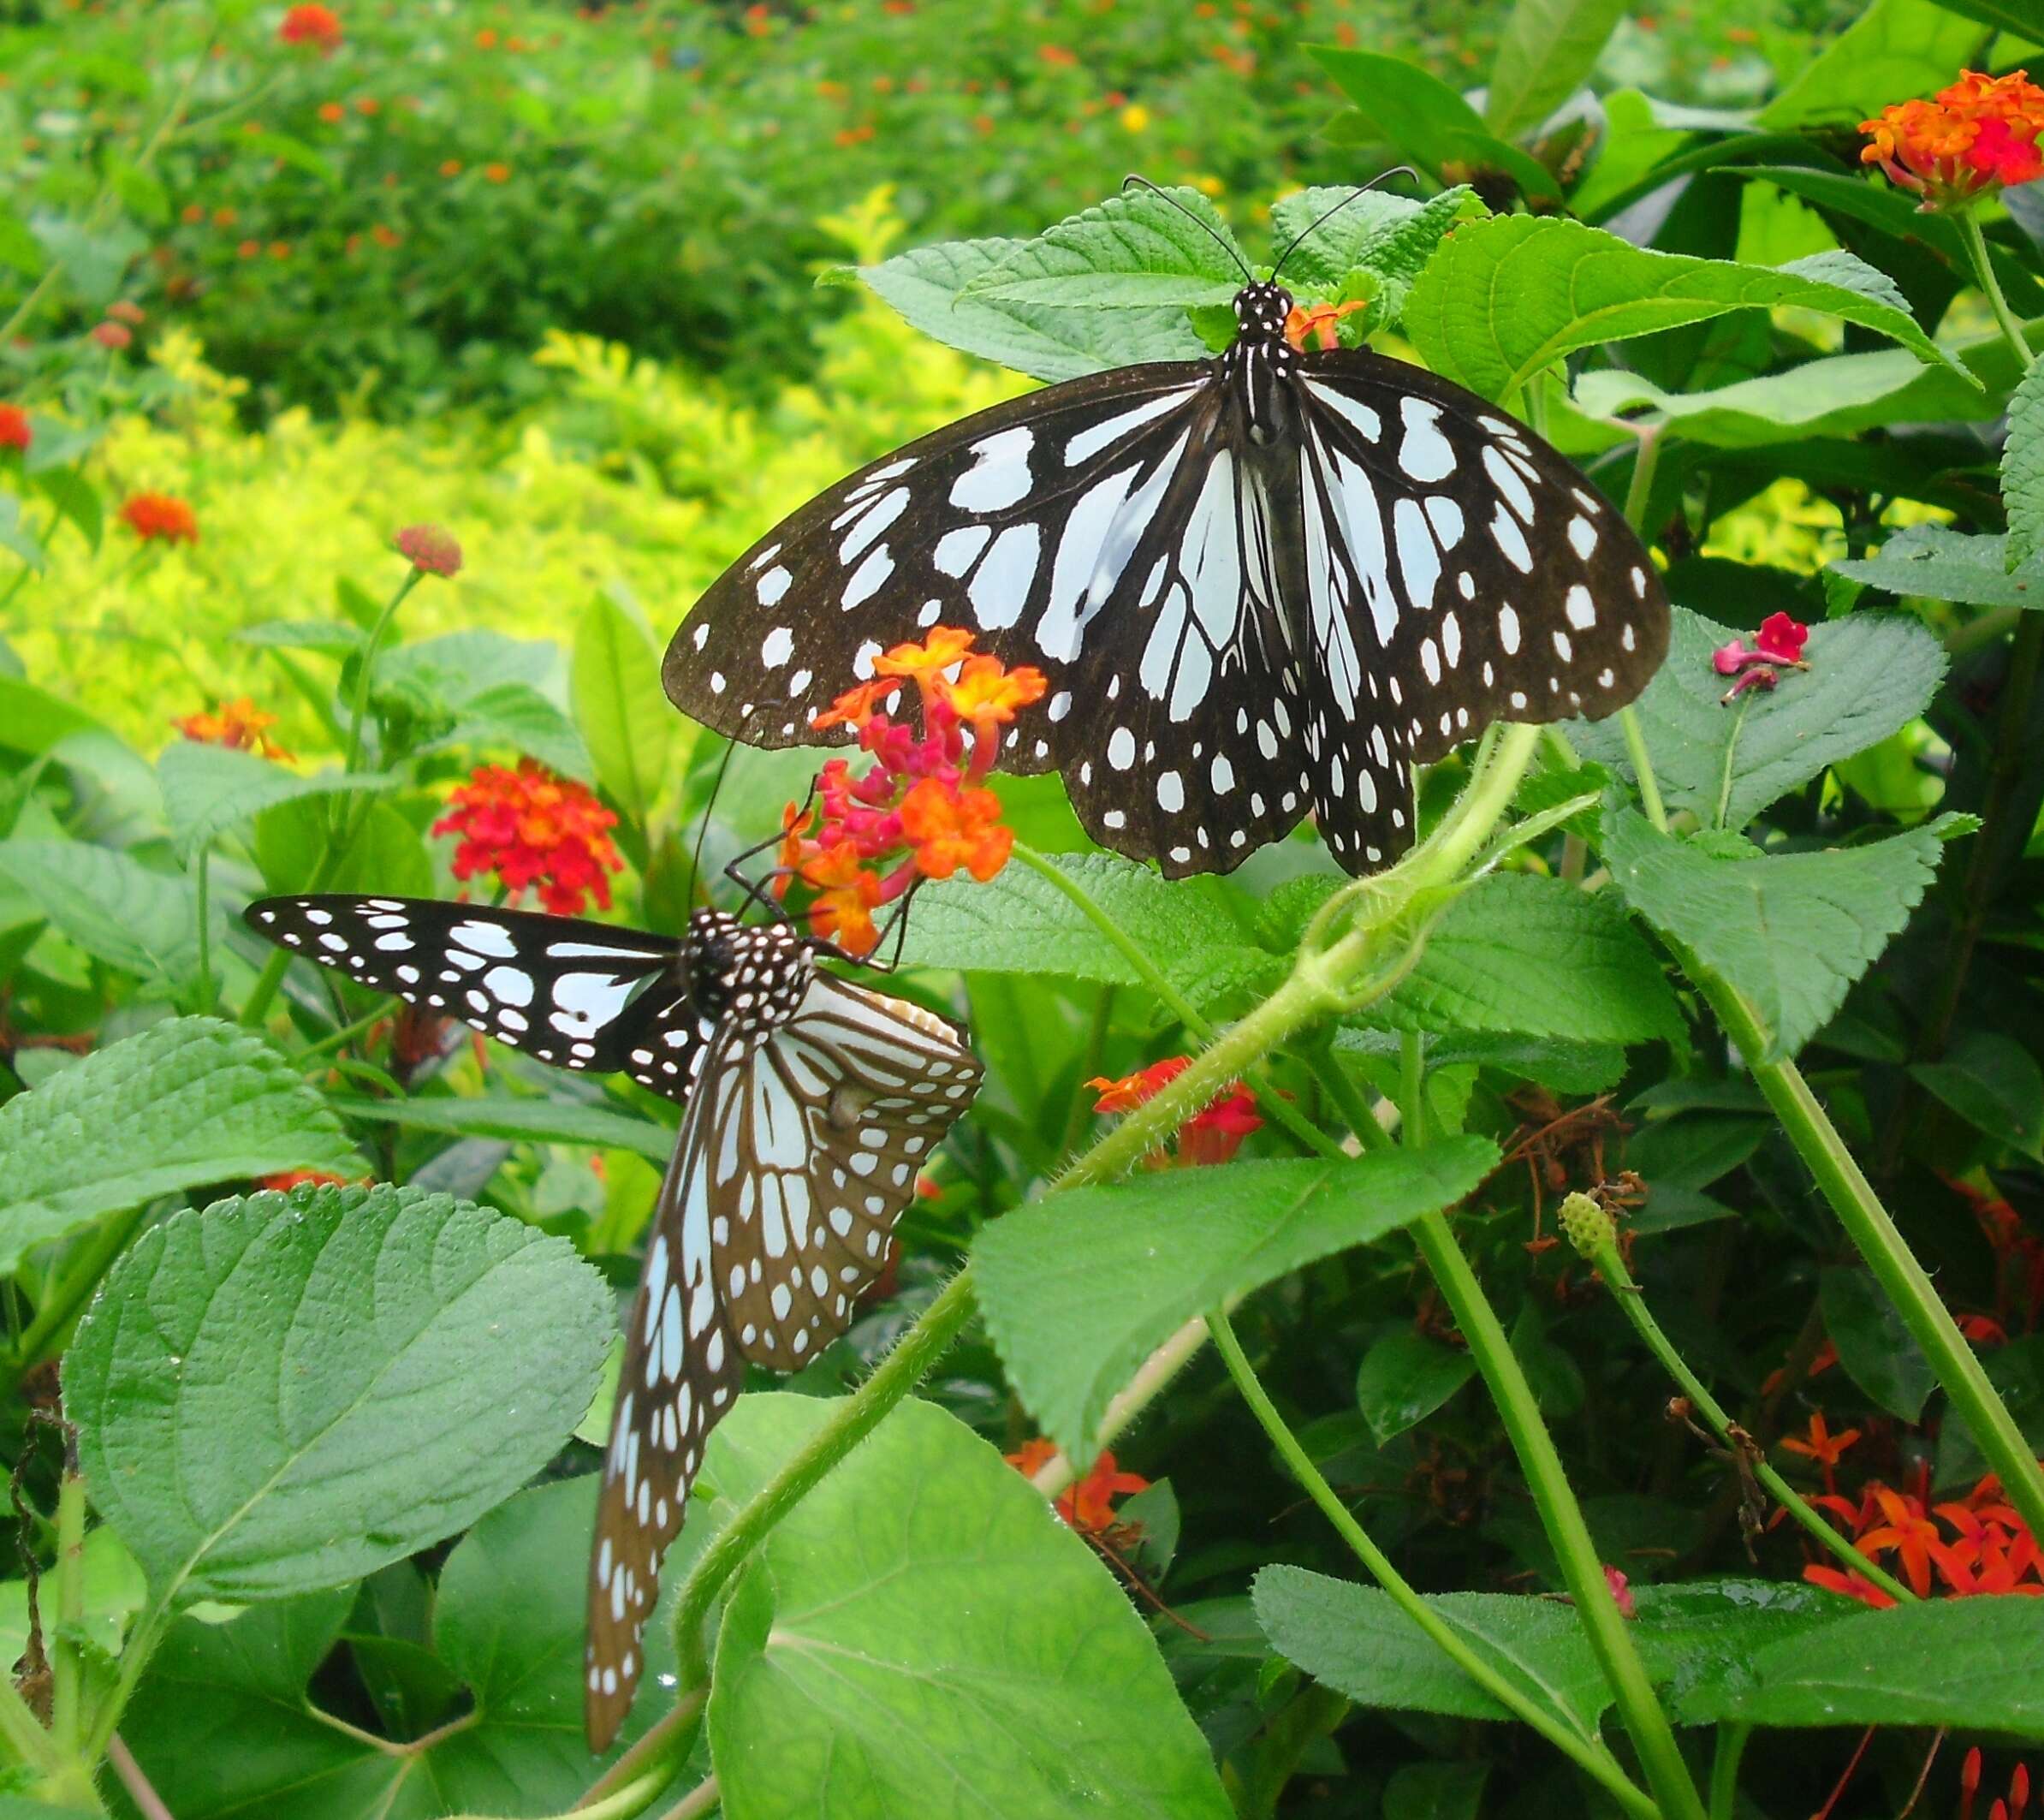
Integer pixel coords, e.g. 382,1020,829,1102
243,895,708,1102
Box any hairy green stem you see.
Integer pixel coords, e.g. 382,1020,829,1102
49,1472,86,1764
571,1688,704,1813
1572,1222,1914,1605
1207,1308,1658,1817
1957,210,2036,374
1399,1036,1706,1820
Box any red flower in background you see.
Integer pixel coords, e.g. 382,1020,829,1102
120,493,199,544
0,406,28,453
432,760,624,916
280,4,343,51
773,627,1043,957
1803,1471,2044,1609
1861,68,2044,210
258,1169,355,1193
1087,1056,1263,1166
174,698,294,762
1005,1439,1150,1534
394,522,462,577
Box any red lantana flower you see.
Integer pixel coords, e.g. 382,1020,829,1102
432,760,625,916
394,522,462,577
1862,69,2044,211
120,492,199,544
1087,1055,1263,1167
280,3,344,51
258,1169,356,1192
0,406,28,453
1711,612,1809,702
173,697,295,762
1005,1439,1150,1534
773,627,1043,957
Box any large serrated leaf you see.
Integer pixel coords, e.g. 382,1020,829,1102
1830,525,2044,609
974,1145,1494,1464
0,1016,355,1273
1365,871,1683,1045
1269,187,1481,325
706,1395,1232,1820
1574,608,1946,831
67,1181,609,1604
856,237,1207,384
959,187,1249,312
1605,809,1956,1061
2005,358,2044,574
1405,216,1964,403
156,742,398,862
330,1091,674,1160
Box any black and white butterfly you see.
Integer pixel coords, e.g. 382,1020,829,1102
242,894,982,1750
665,242,1668,878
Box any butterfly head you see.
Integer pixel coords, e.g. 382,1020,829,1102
686,910,813,1036
1233,280,1294,345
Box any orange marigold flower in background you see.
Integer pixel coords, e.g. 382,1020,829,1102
174,697,294,762
106,300,145,325
1860,68,2044,209
279,3,342,51
394,522,462,576
1039,42,1078,66
0,406,28,453
440,158,464,177
483,161,511,182
317,100,346,123
431,760,624,916
120,492,198,544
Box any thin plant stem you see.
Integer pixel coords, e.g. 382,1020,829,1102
1206,1307,1659,1818
1572,1220,1915,1605
654,1775,721,1820
572,1688,705,1812
1621,707,1668,833
336,568,424,811
1707,1724,1750,1820
192,849,215,1018
1026,1312,1215,1504
106,1735,174,1820
48,1471,86,1762
9,1205,151,1379
1400,1033,1706,1820
1622,422,1664,539
1957,209,2036,374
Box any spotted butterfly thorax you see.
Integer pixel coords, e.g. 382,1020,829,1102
665,271,1668,878
242,895,982,1749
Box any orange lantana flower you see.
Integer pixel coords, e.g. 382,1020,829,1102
120,492,199,544
1284,298,1369,351
173,698,295,762
872,625,975,686
1861,68,2044,209
1004,1439,1150,1535
799,840,884,954
898,777,1012,882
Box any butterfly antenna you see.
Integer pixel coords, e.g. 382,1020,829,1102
1269,166,1419,283
1120,175,1252,283
687,736,742,910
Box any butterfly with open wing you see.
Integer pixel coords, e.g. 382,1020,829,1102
666,190,1669,879
243,893,981,1749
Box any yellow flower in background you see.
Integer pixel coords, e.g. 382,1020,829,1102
1120,102,1150,133
1192,173,1224,197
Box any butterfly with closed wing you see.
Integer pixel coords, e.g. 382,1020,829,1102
665,183,1669,879
242,889,981,1750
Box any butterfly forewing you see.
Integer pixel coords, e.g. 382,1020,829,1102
242,895,708,1101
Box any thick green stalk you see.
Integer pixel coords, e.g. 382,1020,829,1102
48,1472,86,1763
1565,1204,1914,1606
1707,1725,1750,1820
1207,1308,1658,1818
1398,1038,1705,1820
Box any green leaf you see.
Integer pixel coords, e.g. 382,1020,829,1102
570,592,675,827
330,1091,674,1161
1355,1331,1477,1445
1756,0,1985,131
1310,48,1564,205
1269,187,1482,326
0,1527,145,1668
31,465,102,552
960,187,1250,312
156,743,399,862
1820,1266,1936,1423
858,236,1208,384
1404,216,1964,404
1483,0,1629,140
255,795,434,899
1574,608,1946,832
425,681,594,782
0,838,210,986
0,1016,355,1276
233,618,365,654
0,676,107,758
1830,526,2044,608
240,131,341,191
0,495,45,571
900,852,1276,1005
1365,872,1684,1045
706,1395,1233,1820
1253,1566,1607,1734
66,1181,609,1604
1605,809,1958,1062
974,1144,1495,1463
119,1478,669,1817
1627,1579,1853,1716
1913,1031,2044,1159
1923,0,2036,33
2004,357,2044,574
1386,1763,1490,1820
1686,1597,2044,1731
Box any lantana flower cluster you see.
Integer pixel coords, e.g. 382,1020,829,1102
1861,68,2044,211
1004,1439,1150,1537
173,697,294,762
432,759,624,916
120,493,199,545
1796,1464,2044,1608
1712,611,1808,702
1087,1056,1263,1167
775,627,1045,956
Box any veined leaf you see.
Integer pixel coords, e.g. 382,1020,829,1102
1269,186,1482,325
1404,215,1965,403
1830,526,2044,608
67,1181,609,1605
330,1091,675,1160
1484,0,1630,140
0,839,211,986
2005,358,2044,573
156,742,399,862
959,186,1250,312
571,591,677,826
1756,0,1984,131
974,1144,1495,1464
